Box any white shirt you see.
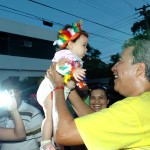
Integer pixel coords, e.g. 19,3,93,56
0,101,44,150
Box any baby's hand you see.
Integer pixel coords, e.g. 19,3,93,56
41,141,56,150
43,143,56,150
73,68,86,82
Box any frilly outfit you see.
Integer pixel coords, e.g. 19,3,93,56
37,49,83,106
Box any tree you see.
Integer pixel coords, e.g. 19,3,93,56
131,5,150,39
105,53,120,77
83,44,106,78
110,53,120,64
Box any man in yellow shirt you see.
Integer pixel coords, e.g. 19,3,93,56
47,38,150,149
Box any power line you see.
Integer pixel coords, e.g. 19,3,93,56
122,0,135,10
0,2,130,61
28,0,131,36
78,0,138,41
0,4,43,21
78,0,122,19
89,32,123,44
99,0,130,17
0,4,63,27
135,4,150,33
92,13,137,37
0,5,123,44
141,0,149,4
0,8,38,20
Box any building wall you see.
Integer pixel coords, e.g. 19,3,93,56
0,32,55,59
0,18,57,86
0,18,56,41
0,55,51,87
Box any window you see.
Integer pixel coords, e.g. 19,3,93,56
21,40,32,48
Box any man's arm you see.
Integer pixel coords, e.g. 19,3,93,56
47,64,84,146
69,90,94,117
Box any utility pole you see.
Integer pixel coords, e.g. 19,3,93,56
135,4,150,36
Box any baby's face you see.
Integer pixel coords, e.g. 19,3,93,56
71,34,88,59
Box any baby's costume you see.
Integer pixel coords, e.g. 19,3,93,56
37,20,85,150
37,49,84,149
37,49,83,106
37,20,84,106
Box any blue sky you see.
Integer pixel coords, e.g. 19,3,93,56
0,0,149,63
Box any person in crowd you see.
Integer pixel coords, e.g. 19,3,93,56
67,85,110,118
36,20,88,150
28,93,44,115
66,84,90,118
0,90,26,141
67,84,109,118
89,85,109,112
0,78,44,150
69,85,110,150
47,38,150,149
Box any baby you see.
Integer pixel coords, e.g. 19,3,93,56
37,20,89,150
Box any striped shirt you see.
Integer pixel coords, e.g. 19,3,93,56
0,101,44,150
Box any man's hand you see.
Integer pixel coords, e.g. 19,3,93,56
46,63,64,88
57,59,69,67
66,79,76,90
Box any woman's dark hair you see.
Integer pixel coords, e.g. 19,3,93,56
89,85,109,99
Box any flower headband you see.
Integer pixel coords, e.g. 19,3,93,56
53,20,82,48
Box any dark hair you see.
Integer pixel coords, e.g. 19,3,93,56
122,38,150,81
89,85,109,99
1,78,22,91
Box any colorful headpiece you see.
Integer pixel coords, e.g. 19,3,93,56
53,20,82,48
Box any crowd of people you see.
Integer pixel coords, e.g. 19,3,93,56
0,78,44,150
0,20,150,150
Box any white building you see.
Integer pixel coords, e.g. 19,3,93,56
0,18,57,86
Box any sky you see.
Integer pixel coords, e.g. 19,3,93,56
0,0,149,63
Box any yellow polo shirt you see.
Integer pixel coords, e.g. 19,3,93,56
75,92,150,150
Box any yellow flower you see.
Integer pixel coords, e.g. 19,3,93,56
64,74,71,84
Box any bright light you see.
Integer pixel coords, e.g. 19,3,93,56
0,90,14,108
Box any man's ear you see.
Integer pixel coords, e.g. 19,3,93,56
136,62,146,77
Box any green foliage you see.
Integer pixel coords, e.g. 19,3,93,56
110,53,120,64
131,8,150,39
132,30,150,40
83,44,105,70
106,53,120,77
83,44,113,78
